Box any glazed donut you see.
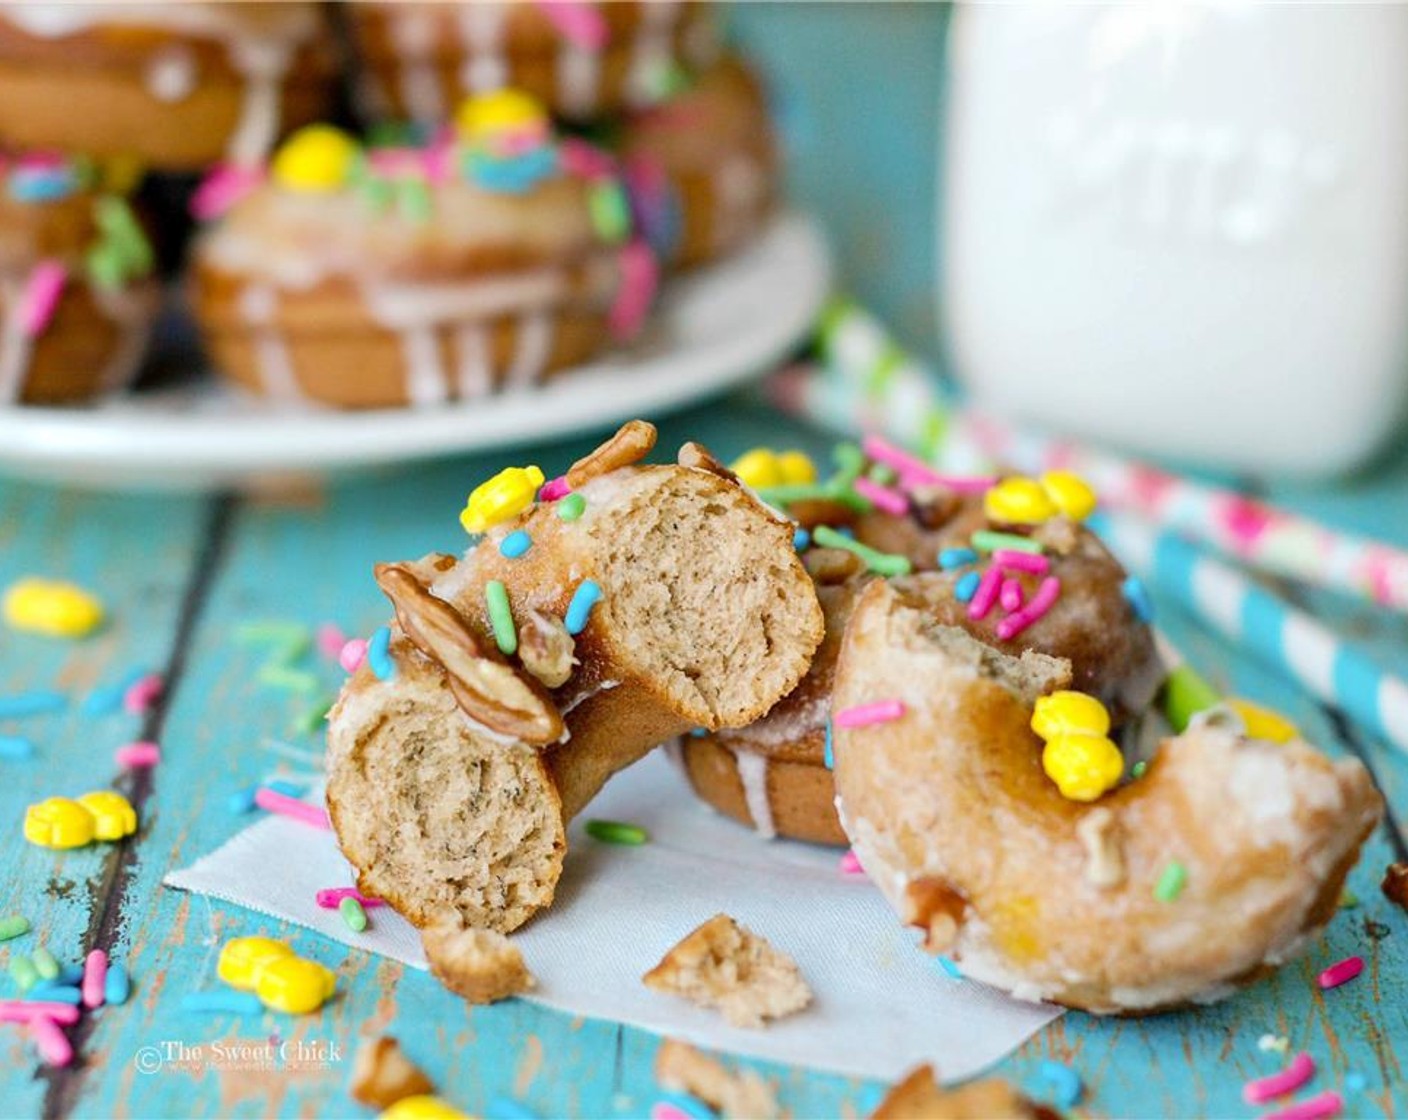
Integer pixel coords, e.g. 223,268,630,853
621,56,779,271
192,101,655,410
0,3,334,169
348,1,721,127
325,423,823,934
677,467,1162,845
0,153,158,405
830,576,1383,1014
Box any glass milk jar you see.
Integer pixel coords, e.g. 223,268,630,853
940,4,1408,475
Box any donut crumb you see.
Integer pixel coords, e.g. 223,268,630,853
655,1038,779,1119
422,913,537,1004
871,1065,1055,1120
349,1036,435,1110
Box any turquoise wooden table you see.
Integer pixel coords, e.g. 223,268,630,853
0,398,1404,1119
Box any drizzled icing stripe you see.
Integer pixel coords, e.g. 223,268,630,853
734,750,775,839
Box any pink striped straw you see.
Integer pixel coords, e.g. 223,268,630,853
967,565,1003,621
996,577,1061,641
254,787,331,830
852,476,909,516
999,577,1024,613
993,549,1050,575
82,949,107,1010
114,741,160,768
834,699,906,729
861,436,996,494
0,1001,80,1025
1244,1053,1316,1105
1260,1092,1343,1120
28,1015,72,1067
18,261,66,338
315,887,386,909
1317,956,1363,989
122,674,163,714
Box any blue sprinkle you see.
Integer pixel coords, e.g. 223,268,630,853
792,527,811,552
1122,575,1155,623
0,691,66,719
181,991,264,1015
564,581,602,636
954,570,982,603
688,728,709,738
228,785,258,814
266,779,306,799
104,963,131,1005
654,1093,713,1120
824,720,834,770
1038,1060,1082,1109
499,530,533,559
24,985,81,1005
934,956,963,980
1343,1072,1366,1094
939,547,979,570
833,526,855,540
81,667,149,716
485,1096,540,1120
367,626,395,680
0,736,34,760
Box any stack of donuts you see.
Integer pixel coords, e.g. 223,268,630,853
0,1,779,408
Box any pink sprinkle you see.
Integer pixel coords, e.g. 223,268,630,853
28,1014,72,1067
538,476,571,502
852,476,909,516
366,147,424,178
1260,1091,1342,1120
559,138,617,181
834,700,906,729
999,577,1024,613
122,674,164,714
839,849,865,877
315,887,386,909
18,261,66,338
81,949,107,1010
993,549,1050,575
0,1001,80,1025
608,239,658,340
317,623,348,660
114,741,160,768
861,436,997,494
967,565,1003,621
254,787,331,830
1244,1053,1316,1105
650,1105,692,1120
995,576,1061,640
423,137,455,185
535,0,610,50
339,638,368,674
1317,956,1363,990
190,163,264,221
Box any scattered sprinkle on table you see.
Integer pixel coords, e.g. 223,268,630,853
82,668,149,716
834,699,906,729
122,673,163,714
30,947,58,981
315,887,385,909
0,999,79,1024
104,963,131,1005
254,787,331,830
565,580,602,636
367,626,395,680
3,577,105,638
486,1095,540,1120
257,663,318,692
1317,956,1363,990
0,691,66,719
0,916,30,942
485,581,518,655
81,949,107,1009
934,956,963,980
1244,1052,1316,1105
499,530,533,558
28,1013,73,1067
1259,1090,1343,1120
1258,1034,1290,1054
1154,860,1187,902
181,990,264,1015
339,895,368,932
114,741,160,768
9,956,37,991
811,526,912,577
1038,1060,1082,1109
557,492,586,521
0,736,34,761
839,849,864,877
585,819,648,845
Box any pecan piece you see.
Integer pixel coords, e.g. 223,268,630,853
374,564,563,746
677,441,738,482
901,876,967,954
566,420,657,488
349,1036,434,1111
519,610,576,689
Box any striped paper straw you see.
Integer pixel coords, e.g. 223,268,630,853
1100,514,1408,758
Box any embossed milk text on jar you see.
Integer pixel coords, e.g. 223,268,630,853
941,5,1408,474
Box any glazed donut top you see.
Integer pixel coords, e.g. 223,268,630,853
196,93,637,288
621,56,774,172
0,3,322,46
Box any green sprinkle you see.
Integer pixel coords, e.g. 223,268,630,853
1161,664,1222,733
396,178,433,224
85,242,125,290
588,181,631,244
971,530,1043,555
1339,890,1360,910
1130,760,1148,779
755,482,871,513
30,947,59,981
485,580,517,656
256,664,319,693
585,819,648,845
9,955,37,992
0,915,30,942
812,526,912,577
557,493,586,522
1154,861,1187,902
867,463,898,486
828,442,867,488
339,895,368,932
236,621,311,650
292,694,338,736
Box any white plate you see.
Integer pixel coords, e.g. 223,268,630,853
0,214,829,490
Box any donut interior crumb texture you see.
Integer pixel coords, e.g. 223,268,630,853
655,1039,780,1120
870,1065,1055,1120
348,1036,435,1111
421,914,537,1005
588,473,813,727
642,913,812,1029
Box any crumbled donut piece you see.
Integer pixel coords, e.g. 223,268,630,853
349,1036,435,1110
655,1039,779,1120
871,1065,1054,1120
642,914,811,1029
421,914,536,1005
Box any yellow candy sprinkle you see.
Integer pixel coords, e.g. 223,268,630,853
776,450,818,485
1227,697,1299,744
3,577,105,638
217,937,296,992
76,790,137,841
1042,733,1125,802
23,797,95,849
381,1096,470,1120
1039,470,1098,522
729,449,785,490
984,477,1058,525
255,955,337,1014
271,125,359,194
455,89,548,147
459,466,545,535
1031,690,1111,742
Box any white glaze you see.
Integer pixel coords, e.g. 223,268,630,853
400,324,450,408
454,321,494,398
456,4,509,97
504,310,554,390
238,284,304,405
145,44,199,102
556,34,602,118
735,750,776,839
389,6,446,124
712,153,768,253
626,0,681,106
91,283,158,396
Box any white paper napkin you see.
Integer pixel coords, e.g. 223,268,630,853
165,752,1060,1083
